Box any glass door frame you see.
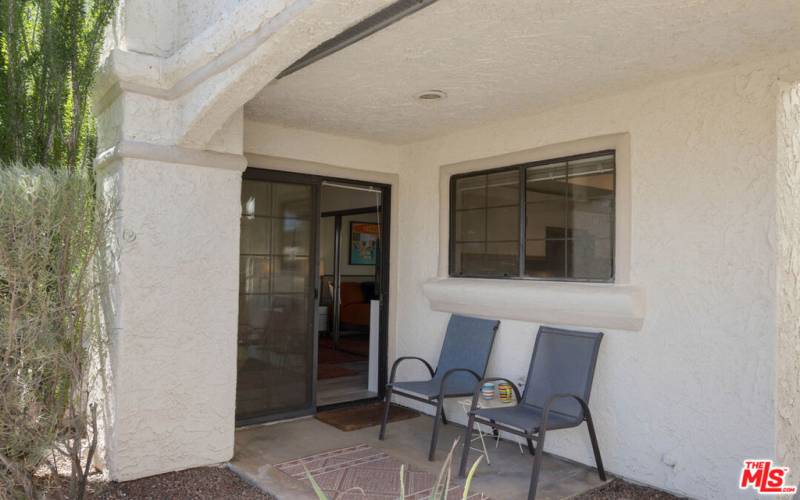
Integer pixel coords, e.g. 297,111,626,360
237,167,391,425
237,168,320,426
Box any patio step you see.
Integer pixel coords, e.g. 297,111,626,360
227,461,318,500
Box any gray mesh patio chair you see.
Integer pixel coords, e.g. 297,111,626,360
379,314,499,461
458,326,606,500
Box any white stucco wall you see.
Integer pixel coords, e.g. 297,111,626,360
776,82,800,484
240,54,800,499
376,53,800,499
96,1,254,472
96,0,800,493
98,156,243,480
93,0,395,485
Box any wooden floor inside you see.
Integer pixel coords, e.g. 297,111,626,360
317,376,378,406
317,361,375,406
317,332,375,406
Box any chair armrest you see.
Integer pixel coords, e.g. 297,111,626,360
540,393,590,432
467,377,522,412
437,368,482,399
389,356,434,383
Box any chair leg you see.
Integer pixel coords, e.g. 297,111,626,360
458,413,477,477
528,429,547,500
585,410,606,481
526,438,535,455
378,386,393,440
428,398,444,461
441,407,448,425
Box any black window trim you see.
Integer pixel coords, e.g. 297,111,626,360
448,149,616,283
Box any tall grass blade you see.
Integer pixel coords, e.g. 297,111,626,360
304,466,329,500
443,462,452,499
461,455,483,500
399,463,405,499
429,439,459,499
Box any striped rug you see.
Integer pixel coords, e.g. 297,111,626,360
274,444,488,499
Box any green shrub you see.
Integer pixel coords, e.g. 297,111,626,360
0,164,113,499
0,0,117,170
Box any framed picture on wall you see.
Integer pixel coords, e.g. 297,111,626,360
349,221,379,265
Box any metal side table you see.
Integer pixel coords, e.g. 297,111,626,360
457,396,525,465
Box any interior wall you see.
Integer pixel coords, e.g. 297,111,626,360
320,212,380,278
340,213,379,276
319,217,335,278
320,185,381,277
387,52,800,500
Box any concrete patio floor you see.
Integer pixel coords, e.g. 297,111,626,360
231,413,608,499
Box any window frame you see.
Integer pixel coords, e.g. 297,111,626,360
448,149,616,283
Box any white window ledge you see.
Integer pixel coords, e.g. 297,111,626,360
422,278,645,331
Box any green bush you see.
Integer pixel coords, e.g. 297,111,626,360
0,0,117,170
0,164,113,499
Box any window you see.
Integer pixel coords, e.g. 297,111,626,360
450,151,615,281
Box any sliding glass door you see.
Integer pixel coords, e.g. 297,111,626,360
237,173,318,422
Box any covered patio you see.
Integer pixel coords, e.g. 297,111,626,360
93,1,800,499
232,413,606,499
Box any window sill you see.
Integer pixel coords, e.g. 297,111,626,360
422,278,645,331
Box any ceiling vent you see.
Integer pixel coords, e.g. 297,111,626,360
277,0,439,79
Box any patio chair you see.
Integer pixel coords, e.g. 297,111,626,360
458,326,606,500
379,314,499,461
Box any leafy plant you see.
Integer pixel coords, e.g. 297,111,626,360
0,0,117,170
0,164,114,499
305,438,483,500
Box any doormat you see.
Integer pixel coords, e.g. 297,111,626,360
315,401,419,432
274,443,489,499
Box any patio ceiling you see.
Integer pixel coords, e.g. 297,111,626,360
245,0,800,144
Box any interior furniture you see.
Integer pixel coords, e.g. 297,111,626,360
317,306,328,332
339,281,371,329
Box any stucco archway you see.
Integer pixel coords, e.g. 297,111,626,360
177,0,394,149
93,0,392,481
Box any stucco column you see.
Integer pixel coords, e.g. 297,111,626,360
94,79,246,478
91,0,397,480
96,151,244,481
776,81,800,485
